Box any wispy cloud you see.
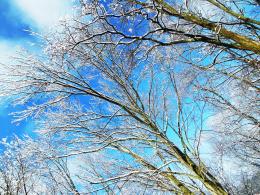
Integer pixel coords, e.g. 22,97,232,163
0,41,19,63
12,0,73,30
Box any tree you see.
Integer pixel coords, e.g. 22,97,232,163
238,171,260,195
0,136,46,194
0,136,85,194
0,0,259,194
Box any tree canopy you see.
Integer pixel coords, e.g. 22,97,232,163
0,0,259,194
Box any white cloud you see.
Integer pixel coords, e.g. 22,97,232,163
0,41,19,64
0,0,74,113
0,41,20,113
190,0,223,20
12,0,73,29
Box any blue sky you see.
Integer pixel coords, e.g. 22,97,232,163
0,0,30,39
0,0,73,139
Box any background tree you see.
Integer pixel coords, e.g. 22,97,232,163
237,170,260,195
0,137,46,194
0,136,86,194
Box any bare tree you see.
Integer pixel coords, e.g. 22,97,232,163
0,135,87,194
0,137,44,194
0,0,259,194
